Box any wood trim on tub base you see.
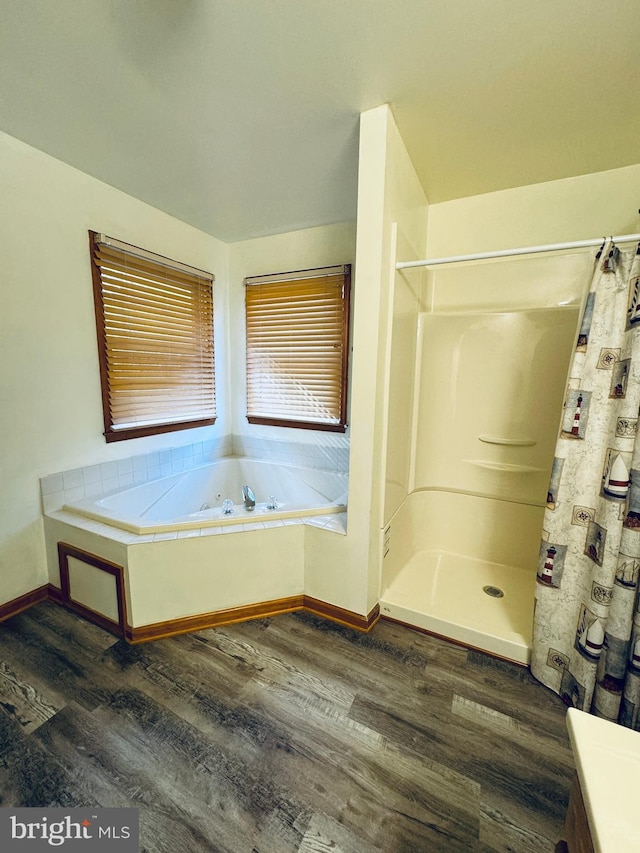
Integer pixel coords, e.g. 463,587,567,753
57,543,128,640
126,596,380,644
126,595,306,643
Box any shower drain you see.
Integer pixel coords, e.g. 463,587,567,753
483,585,504,598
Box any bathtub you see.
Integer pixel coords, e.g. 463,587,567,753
64,458,349,535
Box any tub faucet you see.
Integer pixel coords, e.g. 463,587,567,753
242,484,256,511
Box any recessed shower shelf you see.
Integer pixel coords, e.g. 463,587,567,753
464,459,543,473
478,435,536,446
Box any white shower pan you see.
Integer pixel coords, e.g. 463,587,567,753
379,490,542,665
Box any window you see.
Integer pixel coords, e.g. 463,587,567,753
245,264,351,432
89,231,216,442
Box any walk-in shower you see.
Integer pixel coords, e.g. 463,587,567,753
380,249,594,664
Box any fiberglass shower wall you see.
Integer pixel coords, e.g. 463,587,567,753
412,252,591,567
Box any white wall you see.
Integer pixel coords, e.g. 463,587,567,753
0,132,229,606
427,163,640,258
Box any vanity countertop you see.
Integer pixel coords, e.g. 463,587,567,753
566,707,640,852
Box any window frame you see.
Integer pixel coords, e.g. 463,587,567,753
244,264,351,433
89,231,216,442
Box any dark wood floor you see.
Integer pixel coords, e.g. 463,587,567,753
0,601,573,852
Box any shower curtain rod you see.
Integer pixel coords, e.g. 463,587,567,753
396,232,640,270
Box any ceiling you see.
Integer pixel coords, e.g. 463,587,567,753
2,1,639,243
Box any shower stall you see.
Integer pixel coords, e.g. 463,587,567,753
379,250,591,664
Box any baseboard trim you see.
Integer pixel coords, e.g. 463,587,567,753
0,585,50,622
303,596,380,632
1,583,379,643
48,584,63,604
126,595,306,643
127,596,380,644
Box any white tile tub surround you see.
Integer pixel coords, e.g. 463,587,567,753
231,434,350,472
40,435,350,515
40,437,233,514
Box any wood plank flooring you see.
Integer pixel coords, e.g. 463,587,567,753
0,602,574,852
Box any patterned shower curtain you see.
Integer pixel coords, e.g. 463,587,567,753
531,242,640,727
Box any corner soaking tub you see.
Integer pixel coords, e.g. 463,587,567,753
64,458,349,535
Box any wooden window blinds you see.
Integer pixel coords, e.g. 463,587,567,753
89,231,216,442
245,265,351,432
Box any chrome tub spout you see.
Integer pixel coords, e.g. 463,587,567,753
242,484,256,511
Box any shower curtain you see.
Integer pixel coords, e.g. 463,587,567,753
531,242,640,727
